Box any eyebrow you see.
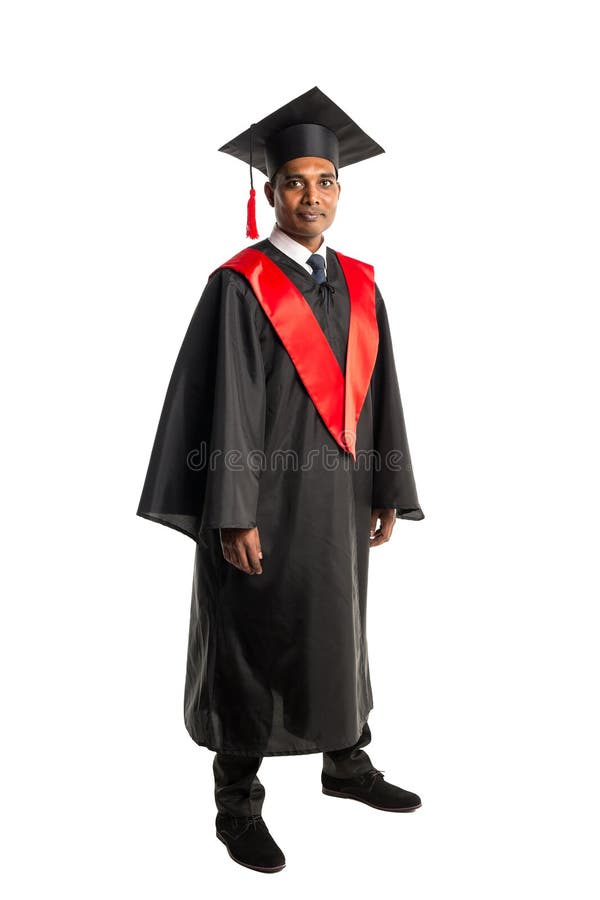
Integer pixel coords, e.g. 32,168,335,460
283,172,337,180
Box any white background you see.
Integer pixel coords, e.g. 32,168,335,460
1,1,599,897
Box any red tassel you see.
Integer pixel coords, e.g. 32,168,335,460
246,187,259,239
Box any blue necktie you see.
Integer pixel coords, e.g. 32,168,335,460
307,253,326,284
307,253,331,313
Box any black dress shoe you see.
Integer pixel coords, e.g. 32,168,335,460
215,813,286,873
322,767,422,812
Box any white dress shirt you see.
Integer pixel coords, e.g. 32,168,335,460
267,222,329,276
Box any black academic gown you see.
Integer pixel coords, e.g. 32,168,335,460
137,238,424,756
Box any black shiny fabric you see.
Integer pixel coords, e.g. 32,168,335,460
265,122,340,180
214,722,375,816
217,86,385,177
137,239,424,756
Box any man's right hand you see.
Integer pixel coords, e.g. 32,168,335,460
219,526,263,575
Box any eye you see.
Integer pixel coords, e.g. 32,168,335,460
287,179,303,188
320,179,334,187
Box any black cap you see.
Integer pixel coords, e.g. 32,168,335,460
218,85,385,181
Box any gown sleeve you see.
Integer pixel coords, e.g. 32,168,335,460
370,284,425,520
136,268,266,543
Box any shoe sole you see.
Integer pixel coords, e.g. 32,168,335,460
216,831,286,873
322,786,422,812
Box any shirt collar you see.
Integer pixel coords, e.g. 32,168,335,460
267,222,328,275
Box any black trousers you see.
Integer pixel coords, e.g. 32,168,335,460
213,722,375,817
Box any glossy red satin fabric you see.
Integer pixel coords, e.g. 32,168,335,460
215,248,379,460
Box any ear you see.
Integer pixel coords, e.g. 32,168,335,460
264,180,275,208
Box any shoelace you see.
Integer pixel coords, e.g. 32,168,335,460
359,768,386,791
235,814,266,832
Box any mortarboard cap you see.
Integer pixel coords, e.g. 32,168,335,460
218,86,385,238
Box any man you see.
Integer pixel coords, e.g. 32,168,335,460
137,86,425,874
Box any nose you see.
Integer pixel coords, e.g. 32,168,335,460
302,184,319,205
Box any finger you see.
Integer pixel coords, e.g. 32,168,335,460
381,515,395,542
223,543,250,574
369,522,382,545
235,543,255,574
224,546,242,571
370,510,379,537
244,532,263,574
222,531,263,574
370,516,395,546
369,532,385,548
247,545,263,575
221,544,234,566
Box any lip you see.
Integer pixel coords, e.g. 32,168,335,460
297,212,323,221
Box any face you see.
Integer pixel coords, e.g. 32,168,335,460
264,156,341,250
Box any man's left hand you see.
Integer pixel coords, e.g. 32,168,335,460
369,508,396,547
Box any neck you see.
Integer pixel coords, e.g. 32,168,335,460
277,226,324,254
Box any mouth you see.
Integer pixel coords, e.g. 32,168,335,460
297,211,324,222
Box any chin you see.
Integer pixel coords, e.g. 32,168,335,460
299,221,327,234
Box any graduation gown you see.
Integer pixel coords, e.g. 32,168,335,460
136,238,424,756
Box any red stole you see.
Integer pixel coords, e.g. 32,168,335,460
213,248,379,460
